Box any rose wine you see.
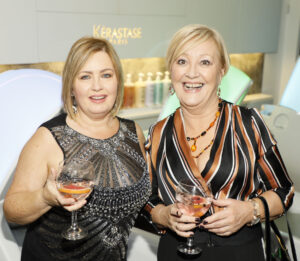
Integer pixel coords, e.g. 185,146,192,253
190,196,211,217
176,193,211,217
58,180,93,200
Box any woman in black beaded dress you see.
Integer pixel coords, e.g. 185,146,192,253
4,37,151,261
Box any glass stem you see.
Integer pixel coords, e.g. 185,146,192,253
187,236,194,247
71,210,78,230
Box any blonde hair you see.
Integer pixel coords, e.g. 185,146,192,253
62,36,124,119
166,24,230,74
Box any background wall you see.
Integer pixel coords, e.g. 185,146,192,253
0,0,281,63
2,0,298,103
262,0,300,103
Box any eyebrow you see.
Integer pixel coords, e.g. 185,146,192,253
79,68,114,74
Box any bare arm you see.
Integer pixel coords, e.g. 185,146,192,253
3,127,77,225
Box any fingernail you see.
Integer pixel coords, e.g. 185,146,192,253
203,220,208,225
195,218,201,223
199,225,204,229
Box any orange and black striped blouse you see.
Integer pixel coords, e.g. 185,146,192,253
145,100,294,213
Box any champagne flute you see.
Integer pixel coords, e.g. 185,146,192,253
175,180,212,255
56,158,95,240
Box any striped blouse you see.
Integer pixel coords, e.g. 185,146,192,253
145,100,294,214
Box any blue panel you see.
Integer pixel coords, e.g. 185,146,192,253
280,58,300,113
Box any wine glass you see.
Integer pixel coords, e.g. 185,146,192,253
175,180,212,255
56,158,95,240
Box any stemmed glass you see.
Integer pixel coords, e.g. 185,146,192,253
175,180,212,255
56,158,95,240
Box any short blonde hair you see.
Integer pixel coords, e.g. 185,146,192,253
166,24,230,74
62,36,124,119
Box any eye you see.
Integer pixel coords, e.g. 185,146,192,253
201,59,211,66
102,73,112,78
80,75,90,80
177,59,186,65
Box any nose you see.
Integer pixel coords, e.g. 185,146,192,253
185,63,200,78
92,77,103,91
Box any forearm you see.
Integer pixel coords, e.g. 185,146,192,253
257,190,284,220
4,189,52,225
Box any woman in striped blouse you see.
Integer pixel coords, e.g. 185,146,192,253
145,24,294,260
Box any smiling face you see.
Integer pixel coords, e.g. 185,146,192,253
171,38,224,110
72,51,118,119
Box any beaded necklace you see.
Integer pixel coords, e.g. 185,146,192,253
186,100,222,158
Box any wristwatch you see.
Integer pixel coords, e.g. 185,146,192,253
248,199,261,226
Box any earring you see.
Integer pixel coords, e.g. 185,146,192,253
72,105,78,114
217,86,221,98
71,94,78,114
169,84,175,95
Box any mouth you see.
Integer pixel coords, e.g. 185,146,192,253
89,95,106,101
183,82,204,90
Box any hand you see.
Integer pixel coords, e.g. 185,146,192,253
200,198,253,236
157,204,199,238
42,168,87,212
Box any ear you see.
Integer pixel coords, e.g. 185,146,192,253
220,67,225,77
218,68,225,85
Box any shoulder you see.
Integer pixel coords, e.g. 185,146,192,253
145,114,173,152
41,113,67,130
149,114,173,138
231,103,277,148
118,117,136,131
19,125,60,166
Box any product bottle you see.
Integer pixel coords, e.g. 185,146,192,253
145,72,155,107
134,73,146,108
163,71,172,103
154,72,163,106
122,73,135,108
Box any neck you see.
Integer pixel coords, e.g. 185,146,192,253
181,98,220,134
68,111,118,139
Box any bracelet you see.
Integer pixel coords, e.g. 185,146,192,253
247,199,261,226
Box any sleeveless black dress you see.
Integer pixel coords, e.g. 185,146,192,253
21,113,151,261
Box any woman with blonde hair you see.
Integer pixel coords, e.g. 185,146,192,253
145,24,294,260
4,36,151,261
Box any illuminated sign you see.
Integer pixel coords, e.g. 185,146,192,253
93,25,142,45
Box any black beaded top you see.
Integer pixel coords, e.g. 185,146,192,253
21,113,151,261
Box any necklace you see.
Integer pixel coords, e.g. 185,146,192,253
186,100,222,158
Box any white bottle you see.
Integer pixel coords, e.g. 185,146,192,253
154,72,163,106
134,73,146,108
145,72,155,107
163,71,172,103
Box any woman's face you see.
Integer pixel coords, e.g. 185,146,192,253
171,38,224,109
72,51,118,119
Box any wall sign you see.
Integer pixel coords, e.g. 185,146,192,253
93,25,142,45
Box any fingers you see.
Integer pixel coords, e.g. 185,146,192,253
211,198,233,207
63,199,87,212
170,205,182,217
172,219,196,238
201,199,247,236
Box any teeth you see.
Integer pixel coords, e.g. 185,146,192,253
91,96,105,100
184,83,204,88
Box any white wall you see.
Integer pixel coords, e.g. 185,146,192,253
0,0,282,64
262,0,300,103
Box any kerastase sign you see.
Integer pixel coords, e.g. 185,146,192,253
93,25,142,45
